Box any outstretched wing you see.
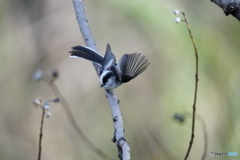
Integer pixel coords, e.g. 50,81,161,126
118,53,150,83
69,46,104,66
101,44,116,74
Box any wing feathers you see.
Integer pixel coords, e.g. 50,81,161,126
69,45,150,84
102,44,116,70
119,52,150,83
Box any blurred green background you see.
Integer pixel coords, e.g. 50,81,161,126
0,0,240,159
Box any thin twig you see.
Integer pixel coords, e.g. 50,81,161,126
71,0,130,159
181,12,199,160
38,107,45,160
42,76,114,160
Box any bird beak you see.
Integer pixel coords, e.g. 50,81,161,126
100,84,104,87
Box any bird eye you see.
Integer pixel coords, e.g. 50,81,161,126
102,76,109,84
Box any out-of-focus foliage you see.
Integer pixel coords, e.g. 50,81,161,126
0,0,239,159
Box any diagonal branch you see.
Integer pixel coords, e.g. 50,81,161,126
72,0,100,74
211,0,240,21
71,0,131,159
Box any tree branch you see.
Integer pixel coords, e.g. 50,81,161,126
38,105,45,160
181,12,199,160
72,0,100,74
211,0,240,21
71,0,131,159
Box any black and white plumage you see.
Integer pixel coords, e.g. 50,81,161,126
69,43,150,89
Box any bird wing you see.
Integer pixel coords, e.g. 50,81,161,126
101,44,117,74
118,53,150,83
69,46,104,66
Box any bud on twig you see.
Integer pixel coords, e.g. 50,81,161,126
33,70,44,81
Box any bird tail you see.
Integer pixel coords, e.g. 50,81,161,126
69,46,104,65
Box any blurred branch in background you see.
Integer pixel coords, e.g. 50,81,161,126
211,0,240,21
196,114,208,160
174,113,208,160
71,0,130,159
33,69,114,160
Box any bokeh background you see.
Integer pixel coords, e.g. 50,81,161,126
0,0,240,159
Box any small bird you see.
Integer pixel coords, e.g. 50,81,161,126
69,43,150,89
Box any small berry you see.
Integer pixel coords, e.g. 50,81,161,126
45,112,52,118
52,70,59,80
33,97,42,107
43,102,50,110
175,17,181,23
33,70,43,81
53,98,60,103
173,9,180,15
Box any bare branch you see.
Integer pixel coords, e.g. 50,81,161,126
38,105,45,160
72,0,100,74
106,89,131,160
211,0,240,21
180,12,199,160
71,0,131,159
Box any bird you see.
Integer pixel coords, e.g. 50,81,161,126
69,43,150,89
